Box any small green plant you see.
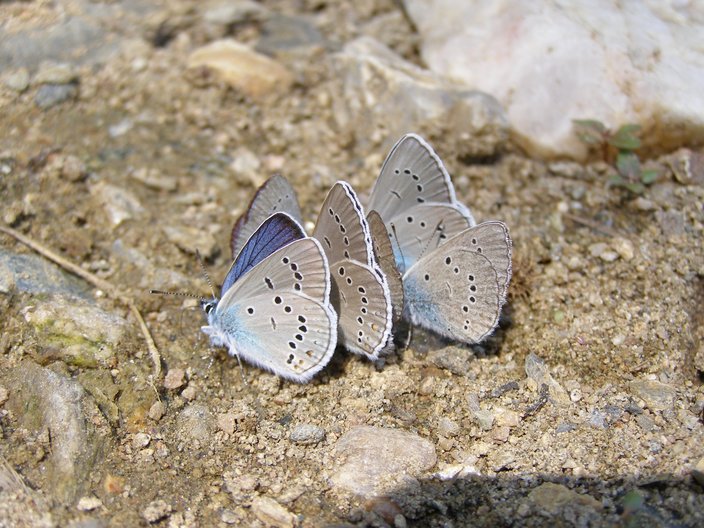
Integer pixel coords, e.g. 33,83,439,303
573,119,658,194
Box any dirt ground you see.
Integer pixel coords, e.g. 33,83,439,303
1,1,703,527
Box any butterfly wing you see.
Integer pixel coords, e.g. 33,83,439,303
230,175,303,258
368,133,474,225
223,237,330,303
402,229,503,344
462,221,512,302
385,203,472,273
222,212,305,295
313,182,393,359
367,210,404,327
207,236,337,383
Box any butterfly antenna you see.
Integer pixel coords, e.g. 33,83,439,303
195,249,217,299
149,289,207,302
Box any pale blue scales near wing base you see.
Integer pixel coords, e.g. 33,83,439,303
204,212,337,383
402,225,509,344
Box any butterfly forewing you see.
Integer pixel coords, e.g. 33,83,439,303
463,221,512,302
231,175,303,259
223,212,306,295
331,260,393,357
368,133,474,225
313,182,373,266
221,238,330,305
403,241,502,344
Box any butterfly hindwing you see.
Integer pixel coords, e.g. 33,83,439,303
403,229,503,344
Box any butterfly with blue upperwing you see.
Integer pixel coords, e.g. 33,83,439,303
367,133,512,344
231,177,394,360
153,212,338,383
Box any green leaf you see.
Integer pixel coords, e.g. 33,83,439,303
616,152,641,180
641,169,658,184
573,119,607,145
622,490,645,512
623,182,646,194
609,124,642,150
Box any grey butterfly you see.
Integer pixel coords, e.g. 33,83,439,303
230,177,394,359
230,174,303,259
203,212,338,382
368,133,512,343
312,182,393,359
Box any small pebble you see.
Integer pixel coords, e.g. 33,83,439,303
221,509,240,524
133,432,151,449
0,386,8,405
181,385,197,401
35,84,78,109
612,237,635,261
218,413,237,435
692,457,704,486
437,417,460,437
148,401,166,421
34,62,78,84
629,379,676,411
251,496,295,528
4,68,30,92
142,499,172,523
76,495,102,511
164,368,186,390
290,423,326,445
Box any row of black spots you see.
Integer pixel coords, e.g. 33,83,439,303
357,328,365,344
404,215,428,229
470,236,483,254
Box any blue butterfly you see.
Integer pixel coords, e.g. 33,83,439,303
201,212,338,382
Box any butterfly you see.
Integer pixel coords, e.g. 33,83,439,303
367,133,512,343
231,177,394,359
201,212,338,382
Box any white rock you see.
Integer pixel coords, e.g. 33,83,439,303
405,0,704,159
90,182,144,226
331,37,508,158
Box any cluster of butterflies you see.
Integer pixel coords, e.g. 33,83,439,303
164,134,512,383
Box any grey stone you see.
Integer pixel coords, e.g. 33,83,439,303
331,426,436,497
427,346,473,376
629,379,676,411
34,62,78,85
331,37,508,158
6,361,108,504
528,482,602,514
162,224,218,259
177,404,214,444
0,249,91,298
34,84,78,109
290,423,326,445
89,182,144,226
524,352,570,405
256,14,324,56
